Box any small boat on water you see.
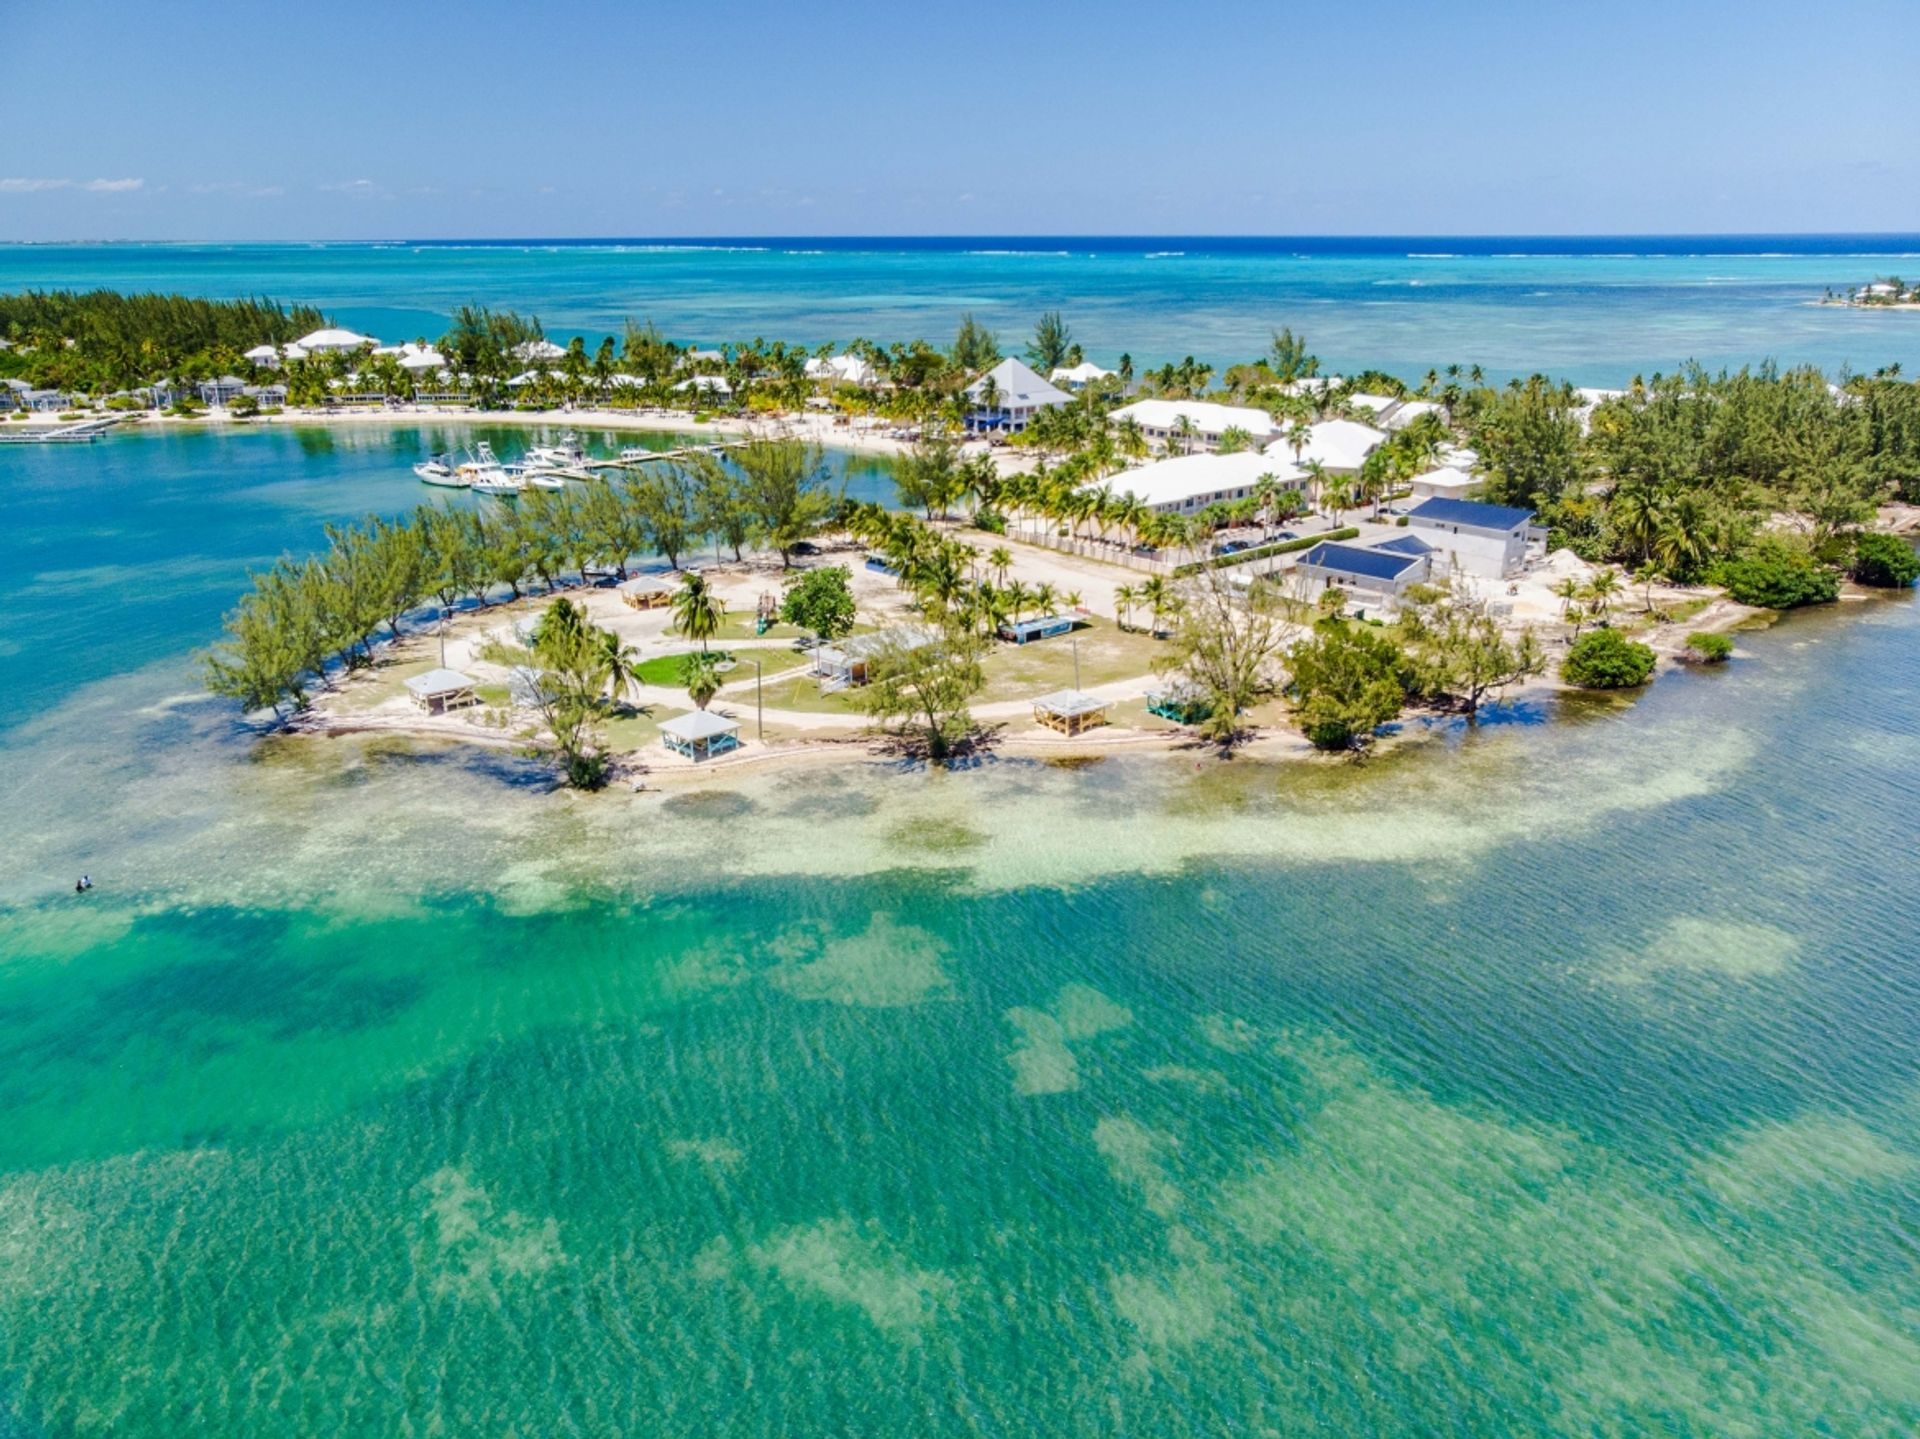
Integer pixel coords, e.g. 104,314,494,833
522,470,569,491
469,467,523,497
414,454,467,487
619,445,653,463
526,431,590,468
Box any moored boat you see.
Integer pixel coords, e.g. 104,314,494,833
413,454,467,487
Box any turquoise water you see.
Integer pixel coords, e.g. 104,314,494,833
6,236,1920,384
2,430,1919,1434
0,426,899,727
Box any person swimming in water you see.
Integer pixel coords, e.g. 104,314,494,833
74,875,92,893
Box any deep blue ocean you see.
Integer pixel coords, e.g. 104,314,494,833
4,234,1919,384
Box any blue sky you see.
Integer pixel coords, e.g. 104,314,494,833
2,0,1913,241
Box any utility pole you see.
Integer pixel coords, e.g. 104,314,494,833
1072,633,1080,691
752,656,763,741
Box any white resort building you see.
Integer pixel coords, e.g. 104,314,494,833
964,359,1070,434
1109,399,1278,452
295,327,379,354
804,353,880,388
1405,465,1479,502
1103,451,1305,515
1050,360,1115,391
1264,418,1386,474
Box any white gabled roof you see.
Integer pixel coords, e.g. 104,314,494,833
672,374,733,395
965,357,1070,409
660,709,740,741
1110,398,1277,439
1407,465,1477,494
1266,418,1385,472
296,327,378,351
398,346,447,371
513,339,568,361
1104,451,1305,510
804,353,878,386
243,344,281,363
1051,360,1114,384
1347,392,1398,416
1381,398,1445,430
404,667,475,697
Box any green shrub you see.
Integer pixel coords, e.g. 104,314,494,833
973,509,1007,534
1684,631,1734,663
1850,532,1920,588
1711,537,1839,609
1174,527,1359,577
1562,628,1656,688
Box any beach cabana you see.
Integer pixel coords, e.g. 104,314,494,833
619,575,676,609
660,709,741,762
998,614,1076,645
1031,689,1109,735
405,668,479,715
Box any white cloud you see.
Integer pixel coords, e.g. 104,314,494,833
319,178,384,196
0,177,143,194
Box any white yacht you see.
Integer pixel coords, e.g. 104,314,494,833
468,466,524,497
413,454,467,487
526,431,590,468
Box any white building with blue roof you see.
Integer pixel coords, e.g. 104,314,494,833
1406,497,1541,579
1293,538,1433,610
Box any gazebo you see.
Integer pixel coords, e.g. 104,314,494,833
619,575,676,610
1031,689,1109,736
660,710,741,761
404,668,479,714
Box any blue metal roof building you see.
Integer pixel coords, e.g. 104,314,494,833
1407,497,1536,531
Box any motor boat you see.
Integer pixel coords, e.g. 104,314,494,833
414,454,467,487
526,431,590,468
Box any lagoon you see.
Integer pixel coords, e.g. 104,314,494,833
1,426,1919,1435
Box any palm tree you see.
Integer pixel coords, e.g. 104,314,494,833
1583,569,1620,624
1139,575,1172,636
1004,580,1032,624
1113,583,1137,631
1032,582,1058,617
671,571,725,652
679,651,722,710
1171,414,1198,455
988,546,1012,586
594,628,642,705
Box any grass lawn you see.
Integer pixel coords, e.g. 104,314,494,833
602,705,679,753
335,657,437,712
975,619,1165,702
746,668,868,717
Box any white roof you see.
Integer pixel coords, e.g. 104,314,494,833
404,668,476,697
1348,392,1397,416
1110,398,1277,440
1051,361,1114,384
1381,398,1445,431
398,347,447,371
243,344,280,363
804,353,878,386
1573,387,1625,406
281,343,309,361
965,357,1070,410
672,375,733,395
660,709,740,741
296,327,378,351
1267,418,1385,472
1105,451,1305,510
513,339,568,361
1033,689,1108,717
1407,465,1477,494
618,574,675,593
